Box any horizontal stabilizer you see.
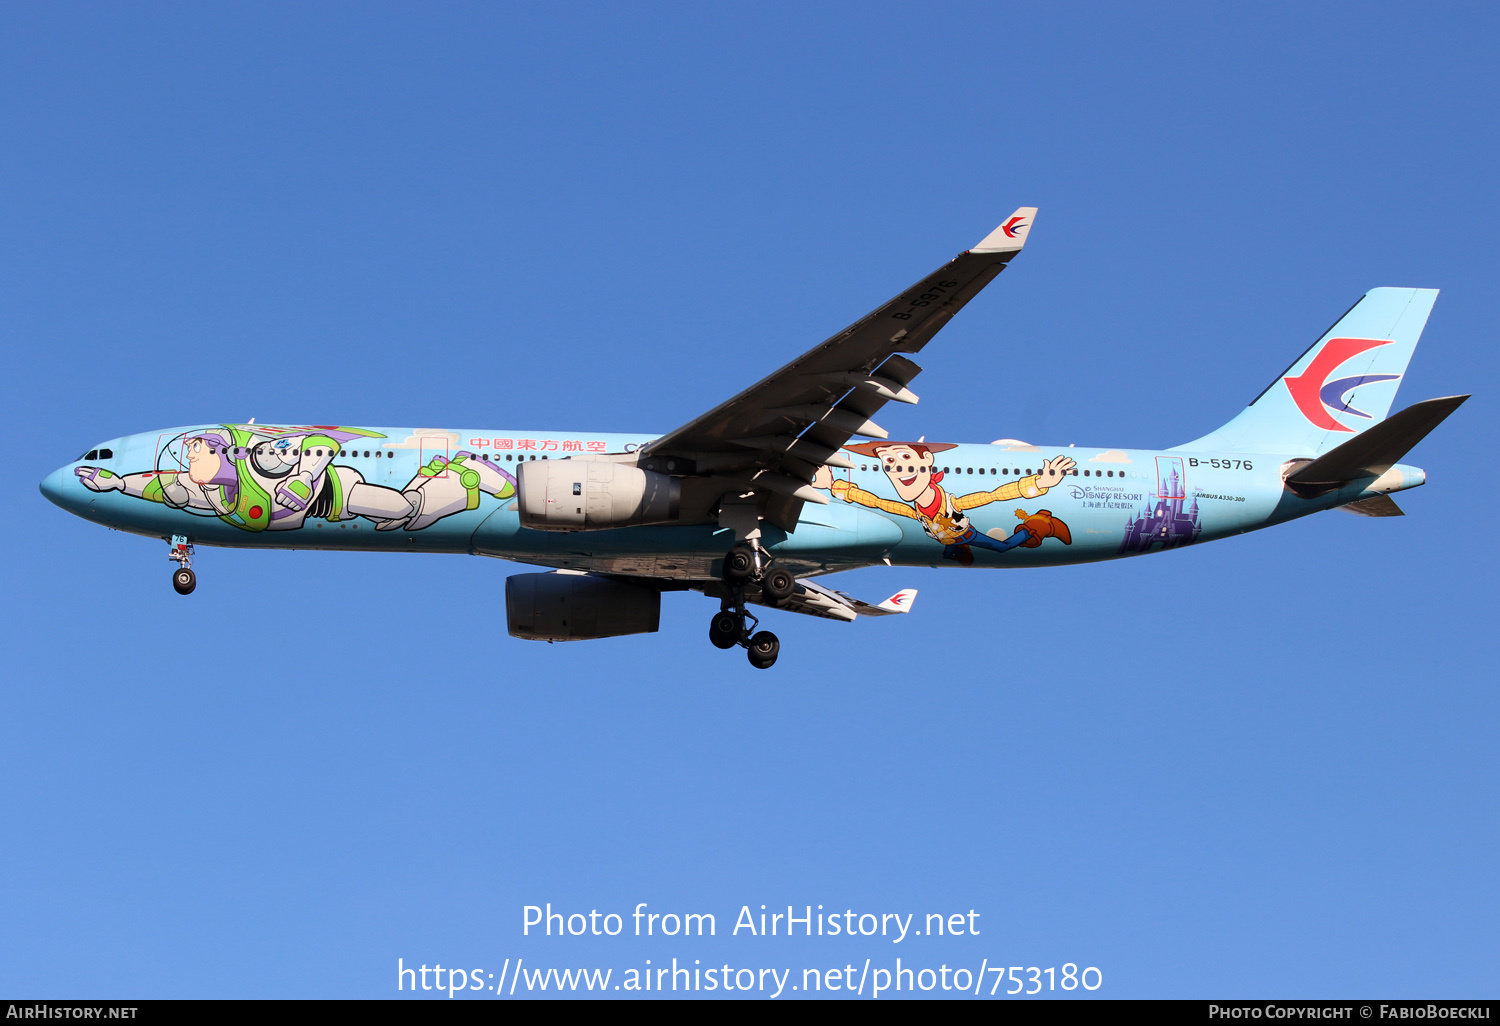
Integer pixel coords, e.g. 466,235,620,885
861,588,918,616
746,579,917,622
1286,395,1468,486
1338,495,1405,517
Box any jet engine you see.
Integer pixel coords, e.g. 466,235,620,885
516,459,680,532
505,571,661,641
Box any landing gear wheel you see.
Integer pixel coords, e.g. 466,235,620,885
172,568,196,595
747,630,780,669
761,567,795,605
709,611,741,650
723,545,756,582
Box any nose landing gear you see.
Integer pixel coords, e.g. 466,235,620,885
168,535,196,595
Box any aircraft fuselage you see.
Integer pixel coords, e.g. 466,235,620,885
40,422,1423,580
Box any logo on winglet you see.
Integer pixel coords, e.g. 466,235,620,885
1283,337,1400,432
1000,216,1028,238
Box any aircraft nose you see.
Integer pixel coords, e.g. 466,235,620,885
39,465,73,509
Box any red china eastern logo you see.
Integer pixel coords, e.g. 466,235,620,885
1000,216,1028,238
1283,337,1399,432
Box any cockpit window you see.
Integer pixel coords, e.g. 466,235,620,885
98,448,113,459
83,450,99,461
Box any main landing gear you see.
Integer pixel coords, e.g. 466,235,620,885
168,535,196,595
710,543,789,669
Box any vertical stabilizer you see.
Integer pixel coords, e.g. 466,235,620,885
1173,287,1438,455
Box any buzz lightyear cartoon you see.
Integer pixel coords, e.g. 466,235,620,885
812,440,1075,565
73,425,515,533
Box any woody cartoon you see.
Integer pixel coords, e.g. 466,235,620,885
812,441,1074,566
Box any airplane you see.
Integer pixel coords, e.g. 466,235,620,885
39,208,1468,669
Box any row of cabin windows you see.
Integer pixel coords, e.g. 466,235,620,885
858,464,1126,478
82,443,1129,478
200,448,552,462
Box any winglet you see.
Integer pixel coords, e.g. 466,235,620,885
876,588,917,614
971,207,1038,253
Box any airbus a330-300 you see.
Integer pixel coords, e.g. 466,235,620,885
40,209,1467,668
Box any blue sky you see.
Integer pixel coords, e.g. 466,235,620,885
2,2,1496,999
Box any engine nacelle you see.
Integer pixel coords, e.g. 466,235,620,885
505,572,661,641
516,459,680,531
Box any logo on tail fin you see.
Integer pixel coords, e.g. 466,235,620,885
1000,215,1028,238
1283,337,1399,432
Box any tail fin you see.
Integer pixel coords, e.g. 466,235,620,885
1174,287,1439,455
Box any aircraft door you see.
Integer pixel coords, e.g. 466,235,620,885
420,436,450,477
1156,456,1186,499
155,432,189,478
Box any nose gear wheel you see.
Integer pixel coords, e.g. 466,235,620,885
167,535,196,595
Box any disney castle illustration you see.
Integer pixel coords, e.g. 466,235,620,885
1119,462,1201,553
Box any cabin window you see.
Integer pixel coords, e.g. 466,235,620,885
572,482,582,495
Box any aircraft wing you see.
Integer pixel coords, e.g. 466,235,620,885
639,208,1038,530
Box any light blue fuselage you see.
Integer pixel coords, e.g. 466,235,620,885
38,424,1424,579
